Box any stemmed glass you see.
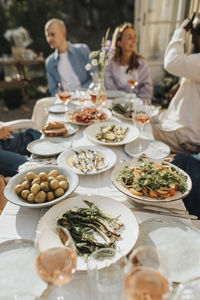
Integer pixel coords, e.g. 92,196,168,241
124,246,171,300
35,225,79,299
128,79,138,92
57,82,72,111
132,99,151,155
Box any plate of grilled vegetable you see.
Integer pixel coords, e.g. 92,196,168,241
36,195,139,271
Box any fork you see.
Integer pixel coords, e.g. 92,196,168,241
127,198,192,215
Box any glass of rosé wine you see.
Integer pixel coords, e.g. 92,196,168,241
132,99,151,155
128,79,138,92
124,246,171,300
35,225,80,300
57,82,72,111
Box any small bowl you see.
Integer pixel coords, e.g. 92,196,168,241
4,165,79,208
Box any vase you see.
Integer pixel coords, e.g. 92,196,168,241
90,73,107,107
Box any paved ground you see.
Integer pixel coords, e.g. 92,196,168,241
0,97,37,122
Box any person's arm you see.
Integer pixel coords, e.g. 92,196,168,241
136,60,153,100
0,126,13,139
164,20,200,81
46,67,58,96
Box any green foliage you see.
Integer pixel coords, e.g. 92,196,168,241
0,0,62,57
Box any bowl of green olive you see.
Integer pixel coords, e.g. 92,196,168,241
4,166,79,208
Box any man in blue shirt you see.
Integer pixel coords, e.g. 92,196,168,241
45,18,92,96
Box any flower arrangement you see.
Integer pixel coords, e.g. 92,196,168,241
85,28,114,83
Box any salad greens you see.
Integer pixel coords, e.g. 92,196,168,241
117,159,188,199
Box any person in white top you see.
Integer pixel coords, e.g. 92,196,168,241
45,18,92,96
151,13,200,154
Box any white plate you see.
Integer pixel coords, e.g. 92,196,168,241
0,239,46,300
27,138,71,157
106,90,126,99
111,158,192,203
36,195,139,271
135,217,200,283
48,103,66,114
85,121,139,146
66,107,112,126
57,145,117,175
124,139,170,159
110,98,160,120
43,123,79,138
4,165,79,208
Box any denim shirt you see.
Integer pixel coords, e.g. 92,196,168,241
45,42,92,96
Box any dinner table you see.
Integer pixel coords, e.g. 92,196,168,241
0,94,200,299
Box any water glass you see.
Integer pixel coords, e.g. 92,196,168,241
87,248,125,300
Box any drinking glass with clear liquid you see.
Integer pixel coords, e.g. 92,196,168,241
132,99,151,155
58,82,72,111
35,225,80,300
87,248,125,300
124,246,171,300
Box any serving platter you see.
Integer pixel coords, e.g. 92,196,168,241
36,195,139,271
4,165,79,208
66,107,112,126
27,138,71,157
57,145,117,175
84,120,139,146
111,157,192,203
135,217,200,283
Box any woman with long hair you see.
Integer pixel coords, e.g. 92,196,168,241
104,22,153,100
151,13,200,154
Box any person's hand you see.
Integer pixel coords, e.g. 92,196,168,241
181,12,196,32
0,126,13,139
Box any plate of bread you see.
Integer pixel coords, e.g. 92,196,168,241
42,122,79,137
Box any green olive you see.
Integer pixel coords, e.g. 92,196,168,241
22,180,31,190
50,179,59,190
39,172,48,182
56,175,67,182
59,180,68,190
32,177,40,185
30,183,41,194
25,172,36,181
15,184,24,194
27,193,35,203
21,190,30,200
47,191,55,202
54,187,65,197
48,170,59,177
41,181,50,192
34,191,46,203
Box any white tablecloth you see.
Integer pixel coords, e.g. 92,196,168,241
0,100,198,299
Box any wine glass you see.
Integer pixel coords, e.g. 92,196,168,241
124,246,171,300
128,79,138,92
172,277,200,300
57,82,72,111
35,225,80,299
132,99,151,155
